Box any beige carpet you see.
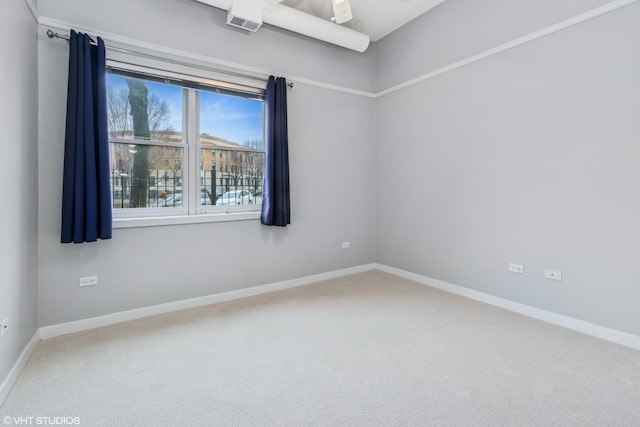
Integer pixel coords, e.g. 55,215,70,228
1,271,639,426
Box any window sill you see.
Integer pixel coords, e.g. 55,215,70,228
113,211,261,228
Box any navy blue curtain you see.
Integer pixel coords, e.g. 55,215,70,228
61,30,112,243
261,76,290,227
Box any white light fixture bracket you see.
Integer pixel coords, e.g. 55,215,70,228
332,0,353,24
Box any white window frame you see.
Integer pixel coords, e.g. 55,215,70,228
105,53,266,228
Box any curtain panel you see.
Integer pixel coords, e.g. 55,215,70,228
61,30,112,243
261,76,291,227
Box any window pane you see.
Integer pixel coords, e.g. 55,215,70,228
110,143,184,209
107,74,183,142
198,91,263,146
199,90,264,207
200,148,264,206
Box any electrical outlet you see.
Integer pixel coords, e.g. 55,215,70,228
1,317,8,337
79,276,98,287
508,263,524,274
342,242,351,249
545,269,562,281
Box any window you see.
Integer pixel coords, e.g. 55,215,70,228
106,65,265,222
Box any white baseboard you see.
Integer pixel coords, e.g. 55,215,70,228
13,262,637,408
376,264,640,351
0,331,40,406
40,263,377,340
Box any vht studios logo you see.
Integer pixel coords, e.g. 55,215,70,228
3,416,81,426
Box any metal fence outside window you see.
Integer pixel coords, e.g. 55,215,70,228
111,168,263,208
111,144,264,209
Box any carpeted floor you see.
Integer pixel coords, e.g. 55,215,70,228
1,271,639,426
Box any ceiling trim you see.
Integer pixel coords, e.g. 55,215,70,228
376,0,640,98
37,0,638,99
38,16,376,98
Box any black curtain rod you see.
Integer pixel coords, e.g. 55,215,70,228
46,29,294,89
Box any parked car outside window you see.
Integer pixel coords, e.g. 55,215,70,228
162,189,212,207
216,190,254,206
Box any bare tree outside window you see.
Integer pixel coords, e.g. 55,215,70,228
125,79,151,208
107,77,175,208
107,85,172,140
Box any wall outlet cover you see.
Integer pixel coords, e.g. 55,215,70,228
509,263,524,274
1,317,8,337
545,269,562,281
79,276,98,287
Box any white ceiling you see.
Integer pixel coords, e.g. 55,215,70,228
279,0,446,41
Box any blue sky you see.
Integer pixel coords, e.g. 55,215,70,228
106,74,264,145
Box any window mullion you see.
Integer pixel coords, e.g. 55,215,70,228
186,89,199,214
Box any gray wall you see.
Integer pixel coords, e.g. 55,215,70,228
37,0,376,326
31,0,640,340
376,0,640,336
0,0,39,384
